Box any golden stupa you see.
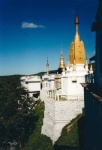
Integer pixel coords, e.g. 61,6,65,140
69,15,85,65
57,51,66,74
59,51,65,68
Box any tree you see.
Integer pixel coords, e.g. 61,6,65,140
0,75,38,149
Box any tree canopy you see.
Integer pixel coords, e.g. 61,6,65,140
0,75,38,149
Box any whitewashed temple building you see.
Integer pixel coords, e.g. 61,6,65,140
41,15,93,144
20,75,41,98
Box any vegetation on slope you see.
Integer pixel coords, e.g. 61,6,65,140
0,76,38,149
54,114,85,149
24,101,53,150
25,102,84,150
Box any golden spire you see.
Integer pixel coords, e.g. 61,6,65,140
59,51,65,69
74,15,80,41
46,57,49,75
69,14,86,65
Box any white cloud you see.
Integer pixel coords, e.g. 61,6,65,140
21,22,45,29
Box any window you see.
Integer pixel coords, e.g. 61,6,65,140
72,80,77,83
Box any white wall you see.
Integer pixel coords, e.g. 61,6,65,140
42,74,55,91
20,76,41,94
41,97,84,144
27,82,40,92
61,75,85,100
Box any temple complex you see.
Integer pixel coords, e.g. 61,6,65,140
41,15,93,143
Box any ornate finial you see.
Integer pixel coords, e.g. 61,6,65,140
74,11,80,41
75,15,79,25
46,57,49,65
59,50,65,68
69,8,85,65
46,57,49,75
75,9,79,25
61,51,64,58
90,63,93,72
60,44,63,58
85,58,88,66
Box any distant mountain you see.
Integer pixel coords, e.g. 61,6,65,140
31,70,58,77
0,69,58,78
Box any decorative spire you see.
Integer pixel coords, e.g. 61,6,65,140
89,63,93,72
85,58,88,66
61,51,63,58
46,57,49,75
74,14,80,41
69,12,85,65
59,51,65,68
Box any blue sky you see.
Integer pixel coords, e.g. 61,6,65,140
0,0,98,75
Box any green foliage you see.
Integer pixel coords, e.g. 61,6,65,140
55,121,79,147
55,114,84,149
0,75,38,149
24,102,53,150
0,76,20,119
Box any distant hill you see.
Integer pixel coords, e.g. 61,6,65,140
0,74,22,78
0,70,57,78
32,70,58,77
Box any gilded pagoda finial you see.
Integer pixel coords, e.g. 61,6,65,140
59,51,65,68
46,57,49,75
69,14,85,65
74,14,80,41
